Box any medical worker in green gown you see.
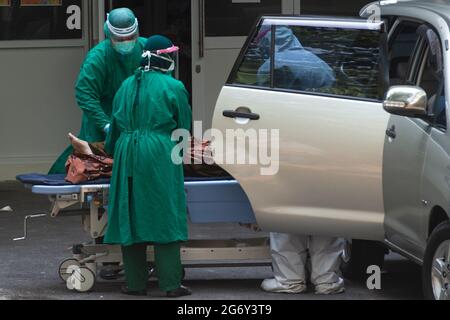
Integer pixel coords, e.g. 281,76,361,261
103,35,192,297
49,7,146,174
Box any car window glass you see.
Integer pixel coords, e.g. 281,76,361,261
417,27,443,97
417,27,446,129
272,25,385,100
229,24,272,87
419,48,442,98
388,22,421,85
432,86,446,130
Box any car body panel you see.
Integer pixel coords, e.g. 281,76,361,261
383,116,430,258
212,86,389,240
421,128,450,242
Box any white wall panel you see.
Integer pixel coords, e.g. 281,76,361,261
0,46,84,180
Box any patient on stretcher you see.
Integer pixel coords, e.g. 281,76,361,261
64,133,113,184
67,133,230,181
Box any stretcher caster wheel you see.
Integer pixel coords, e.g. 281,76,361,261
66,267,96,293
59,258,80,282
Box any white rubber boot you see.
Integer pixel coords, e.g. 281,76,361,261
315,278,345,295
261,278,307,294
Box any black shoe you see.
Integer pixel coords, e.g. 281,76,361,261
121,285,147,296
100,266,123,281
166,285,192,298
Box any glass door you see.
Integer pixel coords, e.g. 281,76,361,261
107,0,192,97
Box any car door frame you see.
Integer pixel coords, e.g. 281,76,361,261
382,17,434,259
413,24,449,258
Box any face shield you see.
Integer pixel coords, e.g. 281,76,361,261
106,9,139,55
141,45,179,73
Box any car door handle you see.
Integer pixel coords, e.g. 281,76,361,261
223,110,260,121
386,125,396,139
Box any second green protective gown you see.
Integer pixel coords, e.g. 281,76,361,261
48,37,146,174
104,69,192,245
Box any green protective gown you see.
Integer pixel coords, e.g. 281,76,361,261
103,69,192,246
48,37,147,174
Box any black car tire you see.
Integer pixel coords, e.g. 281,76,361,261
422,221,450,300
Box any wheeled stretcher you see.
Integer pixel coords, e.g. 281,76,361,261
16,174,271,292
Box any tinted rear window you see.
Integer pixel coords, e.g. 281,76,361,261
228,20,387,101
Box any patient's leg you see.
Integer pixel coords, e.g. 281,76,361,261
68,133,94,155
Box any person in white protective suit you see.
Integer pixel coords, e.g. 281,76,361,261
263,234,346,294
256,26,345,295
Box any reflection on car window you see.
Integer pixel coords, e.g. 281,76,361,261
230,23,386,100
259,26,336,91
231,24,272,87
230,23,385,100
272,25,384,100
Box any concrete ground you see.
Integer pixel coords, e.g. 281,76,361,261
0,181,423,300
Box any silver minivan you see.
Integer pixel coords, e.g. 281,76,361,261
211,0,450,299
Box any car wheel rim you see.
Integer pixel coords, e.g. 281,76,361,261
431,240,450,300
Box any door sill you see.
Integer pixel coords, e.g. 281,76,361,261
383,239,423,265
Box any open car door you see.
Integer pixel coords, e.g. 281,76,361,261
211,16,390,240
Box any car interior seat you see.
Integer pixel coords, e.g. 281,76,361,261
389,58,409,86
419,61,441,98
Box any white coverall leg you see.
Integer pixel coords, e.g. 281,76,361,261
261,233,345,294
309,236,346,294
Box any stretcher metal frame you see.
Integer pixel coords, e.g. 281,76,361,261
19,179,271,292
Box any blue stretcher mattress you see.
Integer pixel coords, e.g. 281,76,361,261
16,173,233,186
16,173,257,224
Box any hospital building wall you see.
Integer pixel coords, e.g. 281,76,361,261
0,45,85,180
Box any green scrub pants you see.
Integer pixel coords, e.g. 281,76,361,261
121,242,182,292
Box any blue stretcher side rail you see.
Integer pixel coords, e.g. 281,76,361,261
16,173,257,224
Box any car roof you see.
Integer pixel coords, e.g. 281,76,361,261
261,15,369,23
373,0,450,23
262,1,450,30
392,0,450,10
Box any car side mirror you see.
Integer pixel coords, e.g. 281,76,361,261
383,86,430,119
